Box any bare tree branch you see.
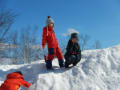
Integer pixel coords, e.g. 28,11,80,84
93,40,102,49
0,11,17,42
79,34,90,51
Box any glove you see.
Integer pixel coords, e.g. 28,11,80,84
42,44,45,49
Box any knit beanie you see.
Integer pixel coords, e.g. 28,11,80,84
46,16,54,26
71,33,78,40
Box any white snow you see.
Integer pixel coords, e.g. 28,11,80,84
0,45,120,90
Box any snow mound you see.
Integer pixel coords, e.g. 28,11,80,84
0,45,120,90
0,58,13,65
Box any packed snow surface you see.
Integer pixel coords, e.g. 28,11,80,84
0,45,120,90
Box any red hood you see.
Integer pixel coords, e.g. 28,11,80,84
6,72,24,80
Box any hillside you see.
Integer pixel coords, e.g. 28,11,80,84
0,45,120,90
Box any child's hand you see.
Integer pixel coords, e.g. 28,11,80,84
42,44,45,49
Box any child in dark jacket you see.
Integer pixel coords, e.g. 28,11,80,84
64,33,81,68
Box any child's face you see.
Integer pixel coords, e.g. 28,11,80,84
72,38,78,43
48,23,54,27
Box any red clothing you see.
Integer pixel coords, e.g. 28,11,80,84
42,26,64,60
42,26,59,48
0,72,31,90
48,46,64,60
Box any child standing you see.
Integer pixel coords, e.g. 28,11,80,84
42,16,64,69
0,71,31,90
64,33,81,68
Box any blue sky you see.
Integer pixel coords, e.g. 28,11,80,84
2,0,120,48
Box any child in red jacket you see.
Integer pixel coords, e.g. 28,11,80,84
0,71,31,90
42,16,64,69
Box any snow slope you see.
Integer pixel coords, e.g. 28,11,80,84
0,45,120,90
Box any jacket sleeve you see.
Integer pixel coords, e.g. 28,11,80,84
77,43,81,53
20,79,31,88
66,40,73,53
42,27,47,49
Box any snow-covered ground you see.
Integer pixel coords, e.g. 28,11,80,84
0,45,120,90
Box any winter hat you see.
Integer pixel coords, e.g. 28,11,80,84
46,16,54,26
71,33,78,40
15,71,23,75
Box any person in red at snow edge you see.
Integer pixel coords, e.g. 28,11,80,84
0,71,31,90
42,16,64,69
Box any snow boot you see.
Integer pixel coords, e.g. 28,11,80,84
65,62,69,68
46,60,52,69
59,60,64,68
73,63,77,66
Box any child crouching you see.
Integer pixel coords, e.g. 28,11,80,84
64,33,81,68
0,71,31,90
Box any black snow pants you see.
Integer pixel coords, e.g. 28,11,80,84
65,54,81,68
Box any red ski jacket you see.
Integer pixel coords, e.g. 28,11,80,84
42,26,59,49
0,72,31,90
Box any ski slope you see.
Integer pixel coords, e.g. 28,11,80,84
0,45,120,90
